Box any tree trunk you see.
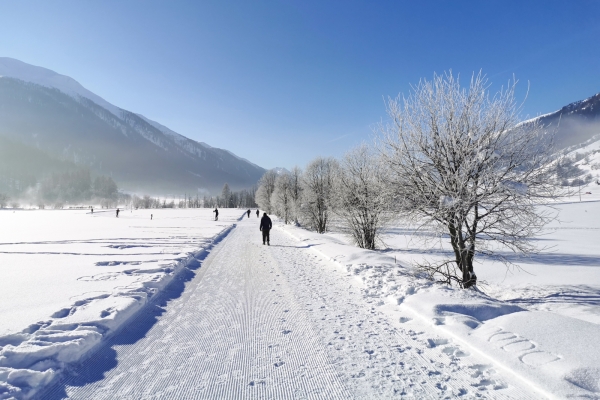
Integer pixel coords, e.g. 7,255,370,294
448,222,477,288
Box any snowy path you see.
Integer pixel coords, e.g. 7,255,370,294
43,217,536,399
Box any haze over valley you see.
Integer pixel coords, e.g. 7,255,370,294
0,57,265,199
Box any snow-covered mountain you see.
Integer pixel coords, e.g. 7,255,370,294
0,57,265,194
532,92,600,150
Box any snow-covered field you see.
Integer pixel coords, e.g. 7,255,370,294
1,199,600,399
0,208,242,398
282,197,600,398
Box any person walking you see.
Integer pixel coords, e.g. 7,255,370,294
256,209,259,218
213,208,219,221
116,208,120,218
247,209,251,218
260,212,272,245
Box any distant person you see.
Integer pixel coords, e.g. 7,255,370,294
260,212,272,245
91,207,93,214
256,209,259,218
116,208,120,218
213,208,219,221
247,209,251,218
151,214,153,220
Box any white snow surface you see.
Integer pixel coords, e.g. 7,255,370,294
0,57,123,119
1,200,600,399
0,208,242,399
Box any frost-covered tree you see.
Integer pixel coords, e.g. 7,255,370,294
256,170,278,213
300,157,338,233
0,193,8,208
379,72,558,288
93,175,118,208
289,166,303,223
271,173,293,224
334,145,392,249
221,183,231,208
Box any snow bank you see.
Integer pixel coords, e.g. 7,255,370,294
277,208,600,399
0,208,241,399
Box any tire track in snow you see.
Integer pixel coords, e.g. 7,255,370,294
43,219,350,399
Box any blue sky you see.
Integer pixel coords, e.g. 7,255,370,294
1,1,599,169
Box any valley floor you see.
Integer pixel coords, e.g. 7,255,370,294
1,203,599,399
42,218,534,399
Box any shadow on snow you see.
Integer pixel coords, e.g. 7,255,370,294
39,227,233,399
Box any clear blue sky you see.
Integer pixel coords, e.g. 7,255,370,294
1,1,599,170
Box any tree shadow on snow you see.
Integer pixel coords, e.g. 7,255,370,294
39,243,219,399
268,244,315,249
504,285,600,308
481,252,600,267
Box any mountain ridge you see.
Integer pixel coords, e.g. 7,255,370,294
0,57,265,195
529,92,600,150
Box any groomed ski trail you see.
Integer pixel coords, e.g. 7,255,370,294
43,217,536,399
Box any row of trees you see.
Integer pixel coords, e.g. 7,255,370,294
38,170,119,208
215,184,258,209
0,169,120,209
126,185,258,210
255,149,391,251
257,72,561,289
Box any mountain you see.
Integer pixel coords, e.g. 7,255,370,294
0,57,265,195
533,92,600,150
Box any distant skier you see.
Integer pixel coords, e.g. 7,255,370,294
213,208,219,221
116,208,120,218
247,209,251,218
260,212,272,245
256,209,259,218
151,214,153,220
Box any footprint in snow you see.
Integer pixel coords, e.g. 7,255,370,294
426,338,449,348
442,346,470,357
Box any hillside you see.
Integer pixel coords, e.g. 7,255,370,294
535,92,600,150
0,57,265,195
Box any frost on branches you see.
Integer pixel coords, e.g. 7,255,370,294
380,72,559,288
333,145,393,249
255,169,277,214
299,157,338,234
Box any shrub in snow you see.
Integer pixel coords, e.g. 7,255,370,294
379,71,560,288
299,157,338,233
271,173,294,224
255,169,277,214
332,144,393,249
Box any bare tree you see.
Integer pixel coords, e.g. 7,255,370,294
379,72,558,288
256,170,278,213
0,193,8,208
300,157,338,233
271,173,293,224
221,183,231,208
334,144,392,249
289,166,303,224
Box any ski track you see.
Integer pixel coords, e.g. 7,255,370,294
43,218,536,399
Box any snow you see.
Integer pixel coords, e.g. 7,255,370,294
43,217,534,399
0,57,123,119
0,208,242,399
276,199,600,399
1,201,599,398
500,180,528,195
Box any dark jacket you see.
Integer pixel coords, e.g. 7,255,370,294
260,215,272,231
